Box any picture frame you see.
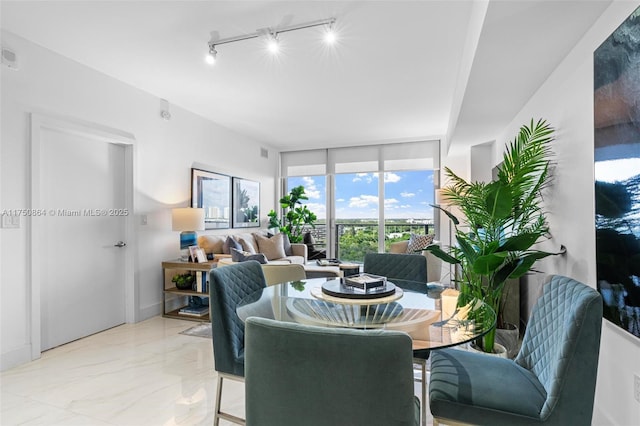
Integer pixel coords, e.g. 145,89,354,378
593,6,640,340
188,245,207,263
191,168,231,229
232,177,260,228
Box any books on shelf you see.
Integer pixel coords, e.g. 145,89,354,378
178,304,209,317
195,271,209,293
343,273,387,291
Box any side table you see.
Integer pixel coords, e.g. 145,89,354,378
162,259,216,322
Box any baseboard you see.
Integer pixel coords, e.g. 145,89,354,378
139,302,162,322
1,343,34,372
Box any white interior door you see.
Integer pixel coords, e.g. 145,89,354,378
40,127,127,350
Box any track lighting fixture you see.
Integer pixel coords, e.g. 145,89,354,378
206,17,336,64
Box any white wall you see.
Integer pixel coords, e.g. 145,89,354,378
494,2,640,424
0,31,278,370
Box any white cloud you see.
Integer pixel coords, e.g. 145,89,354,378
302,176,320,199
353,173,375,183
349,194,378,208
400,191,415,198
384,198,399,208
384,172,401,183
305,202,325,218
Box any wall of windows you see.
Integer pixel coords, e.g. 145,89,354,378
280,141,439,262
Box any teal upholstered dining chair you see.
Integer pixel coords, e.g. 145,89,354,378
209,260,267,426
364,252,430,425
429,275,603,425
363,252,428,292
244,316,419,426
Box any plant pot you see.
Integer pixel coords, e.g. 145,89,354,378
495,322,520,359
468,342,509,358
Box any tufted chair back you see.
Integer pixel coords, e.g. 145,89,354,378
209,260,267,377
245,317,420,426
363,253,427,293
515,275,603,422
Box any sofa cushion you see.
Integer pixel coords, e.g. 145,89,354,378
223,236,242,254
282,233,293,256
234,233,259,254
198,235,225,254
231,248,268,264
255,233,287,261
406,233,434,253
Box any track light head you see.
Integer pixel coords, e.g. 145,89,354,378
267,32,279,53
324,20,337,44
205,45,217,65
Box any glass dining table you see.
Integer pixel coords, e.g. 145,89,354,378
235,277,496,352
236,277,495,426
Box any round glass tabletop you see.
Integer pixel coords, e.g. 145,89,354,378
236,277,496,351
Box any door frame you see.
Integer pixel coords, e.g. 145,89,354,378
30,112,136,360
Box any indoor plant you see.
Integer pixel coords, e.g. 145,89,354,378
267,185,317,243
427,119,559,353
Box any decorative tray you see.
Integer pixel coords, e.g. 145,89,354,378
320,279,398,300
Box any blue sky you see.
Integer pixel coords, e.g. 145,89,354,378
288,170,434,220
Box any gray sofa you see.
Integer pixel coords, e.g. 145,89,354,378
197,230,307,264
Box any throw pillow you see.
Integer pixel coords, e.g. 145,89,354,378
406,233,435,253
282,233,293,256
255,233,286,261
197,235,225,254
303,231,316,250
223,236,242,254
236,234,257,254
230,248,268,264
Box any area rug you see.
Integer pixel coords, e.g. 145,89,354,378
179,323,212,339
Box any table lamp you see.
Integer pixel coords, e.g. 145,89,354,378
172,208,205,261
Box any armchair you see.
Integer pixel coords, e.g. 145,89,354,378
429,275,603,425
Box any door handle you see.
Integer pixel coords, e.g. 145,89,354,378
114,241,127,248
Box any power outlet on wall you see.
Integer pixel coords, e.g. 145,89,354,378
634,374,640,404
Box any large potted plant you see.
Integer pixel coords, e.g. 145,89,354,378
427,119,559,354
267,185,317,243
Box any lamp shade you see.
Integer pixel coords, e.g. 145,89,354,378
172,208,205,232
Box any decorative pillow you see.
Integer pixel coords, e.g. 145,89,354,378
197,235,225,254
236,234,257,254
254,233,286,261
223,236,242,254
282,233,293,256
303,231,316,250
406,233,435,253
230,248,267,264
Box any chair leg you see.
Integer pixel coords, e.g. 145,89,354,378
214,373,246,425
413,358,427,426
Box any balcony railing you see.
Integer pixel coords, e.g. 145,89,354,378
303,222,435,263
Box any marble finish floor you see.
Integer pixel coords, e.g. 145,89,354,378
1,316,432,425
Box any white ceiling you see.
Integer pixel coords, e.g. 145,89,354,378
0,0,612,154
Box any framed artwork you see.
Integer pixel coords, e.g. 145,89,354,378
189,246,207,263
191,168,231,229
594,6,640,339
232,177,260,228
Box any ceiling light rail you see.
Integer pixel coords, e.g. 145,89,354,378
206,17,336,64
